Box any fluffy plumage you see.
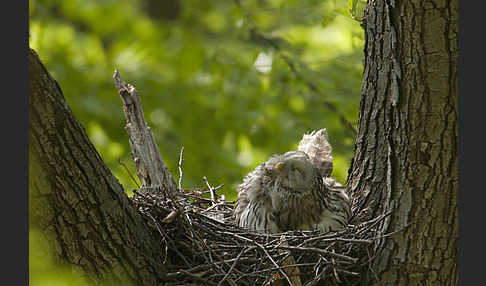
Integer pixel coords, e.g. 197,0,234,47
234,148,351,233
298,128,334,177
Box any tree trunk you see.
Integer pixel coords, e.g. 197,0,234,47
347,0,458,284
29,49,166,286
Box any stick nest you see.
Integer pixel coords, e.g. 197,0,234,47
129,186,388,286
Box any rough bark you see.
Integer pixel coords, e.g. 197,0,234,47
112,71,178,197
347,0,458,285
29,48,166,285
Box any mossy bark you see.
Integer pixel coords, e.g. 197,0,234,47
347,0,458,284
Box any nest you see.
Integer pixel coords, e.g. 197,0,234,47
114,74,387,285
130,185,390,286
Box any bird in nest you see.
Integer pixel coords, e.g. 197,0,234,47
234,129,351,233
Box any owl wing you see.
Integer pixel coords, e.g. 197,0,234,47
298,129,351,232
316,181,351,232
234,164,280,233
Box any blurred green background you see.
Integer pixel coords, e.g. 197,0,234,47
29,0,364,284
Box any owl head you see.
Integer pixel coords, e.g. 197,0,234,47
264,151,319,193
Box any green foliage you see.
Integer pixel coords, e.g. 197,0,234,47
30,229,94,286
30,229,129,286
30,0,362,204
348,0,368,20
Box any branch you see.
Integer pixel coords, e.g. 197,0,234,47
113,70,178,197
203,176,217,206
178,146,185,190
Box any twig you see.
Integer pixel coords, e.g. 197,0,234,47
278,246,358,264
331,256,342,283
213,184,225,192
202,201,228,213
203,176,217,206
178,146,184,190
336,269,360,276
300,236,373,247
255,241,294,286
218,246,250,286
117,158,140,188
142,210,191,268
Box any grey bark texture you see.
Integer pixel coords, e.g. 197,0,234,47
113,71,178,197
347,0,458,285
29,49,167,286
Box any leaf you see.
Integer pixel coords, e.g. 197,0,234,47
321,15,333,28
347,0,354,11
335,8,352,19
348,0,359,18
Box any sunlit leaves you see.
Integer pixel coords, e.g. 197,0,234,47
29,0,363,199
30,230,95,286
344,0,367,21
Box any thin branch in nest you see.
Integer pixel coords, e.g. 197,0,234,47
336,269,359,276
178,146,184,191
299,236,373,247
277,246,358,264
217,246,250,286
255,241,294,286
203,176,217,206
142,211,168,264
306,265,328,286
141,209,191,268
117,157,140,188
202,201,229,213
213,184,225,191
331,255,342,284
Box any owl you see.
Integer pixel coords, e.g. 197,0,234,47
234,130,351,233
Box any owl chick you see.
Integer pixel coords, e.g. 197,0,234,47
234,150,351,233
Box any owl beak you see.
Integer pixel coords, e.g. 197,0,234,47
274,162,285,173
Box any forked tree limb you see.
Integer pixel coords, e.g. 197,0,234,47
113,70,178,197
